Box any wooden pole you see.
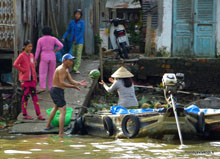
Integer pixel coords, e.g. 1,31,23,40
95,0,100,36
95,0,102,78
12,0,18,85
145,13,152,56
99,44,103,80
50,0,59,37
13,0,19,116
47,0,50,25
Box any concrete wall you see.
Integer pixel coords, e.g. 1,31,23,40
155,0,172,54
104,58,220,94
216,0,220,56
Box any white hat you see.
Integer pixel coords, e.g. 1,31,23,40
111,66,134,78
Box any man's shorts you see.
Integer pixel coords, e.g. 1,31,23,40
50,87,66,107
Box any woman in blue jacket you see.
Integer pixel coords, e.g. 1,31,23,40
62,9,85,74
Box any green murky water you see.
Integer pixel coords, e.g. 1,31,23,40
0,132,220,159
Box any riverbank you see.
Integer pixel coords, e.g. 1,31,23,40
10,59,99,134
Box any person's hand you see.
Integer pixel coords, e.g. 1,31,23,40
79,80,87,87
34,61,37,67
73,85,81,91
99,80,105,85
53,49,58,53
61,38,65,42
108,77,114,83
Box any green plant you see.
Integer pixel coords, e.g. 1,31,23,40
139,96,148,107
129,31,141,45
127,21,142,46
157,46,170,57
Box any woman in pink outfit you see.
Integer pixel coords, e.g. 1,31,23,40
35,26,63,93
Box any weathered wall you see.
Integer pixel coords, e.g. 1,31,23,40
1,0,95,54
46,0,94,54
104,58,220,94
15,0,47,51
81,0,95,54
136,58,220,93
156,0,219,57
216,0,220,56
155,0,172,54
0,0,15,49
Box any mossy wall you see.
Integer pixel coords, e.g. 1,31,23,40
104,58,220,93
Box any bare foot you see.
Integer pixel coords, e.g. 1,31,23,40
37,89,46,94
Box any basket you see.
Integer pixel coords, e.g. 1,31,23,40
46,107,73,127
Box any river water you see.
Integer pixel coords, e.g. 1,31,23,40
0,132,220,159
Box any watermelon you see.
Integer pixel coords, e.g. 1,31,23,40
89,69,100,79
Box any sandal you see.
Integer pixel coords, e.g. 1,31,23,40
38,115,45,120
22,115,33,120
44,125,54,131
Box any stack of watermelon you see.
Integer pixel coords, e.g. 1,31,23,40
89,69,100,79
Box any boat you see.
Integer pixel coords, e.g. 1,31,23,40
71,106,203,139
70,73,204,139
205,113,220,134
188,97,220,138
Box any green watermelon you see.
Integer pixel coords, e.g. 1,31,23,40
89,69,100,79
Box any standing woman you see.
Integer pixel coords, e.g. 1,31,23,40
62,9,85,74
35,26,63,93
99,66,138,108
13,40,45,120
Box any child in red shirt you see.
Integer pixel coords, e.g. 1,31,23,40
13,40,45,120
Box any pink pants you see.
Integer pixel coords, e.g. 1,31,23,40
39,59,56,90
21,81,41,116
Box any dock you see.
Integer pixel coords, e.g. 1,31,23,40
10,59,99,134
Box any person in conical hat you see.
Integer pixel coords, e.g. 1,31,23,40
99,66,138,108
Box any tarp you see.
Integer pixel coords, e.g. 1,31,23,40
110,105,164,115
185,105,220,114
110,105,220,115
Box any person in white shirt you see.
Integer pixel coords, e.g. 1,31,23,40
99,66,138,108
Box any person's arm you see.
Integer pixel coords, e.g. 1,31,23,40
35,39,41,61
62,21,73,41
13,55,26,73
100,80,119,93
67,71,87,86
54,38,64,52
58,69,81,90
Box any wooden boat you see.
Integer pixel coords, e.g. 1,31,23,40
72,106,203,139
205,113,220,133
189,97,220,138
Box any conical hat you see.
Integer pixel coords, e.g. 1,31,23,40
111,66,134,78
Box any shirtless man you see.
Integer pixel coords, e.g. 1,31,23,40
45,53,87,136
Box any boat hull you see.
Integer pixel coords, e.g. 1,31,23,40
83,107,198,139
204,113,220,138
